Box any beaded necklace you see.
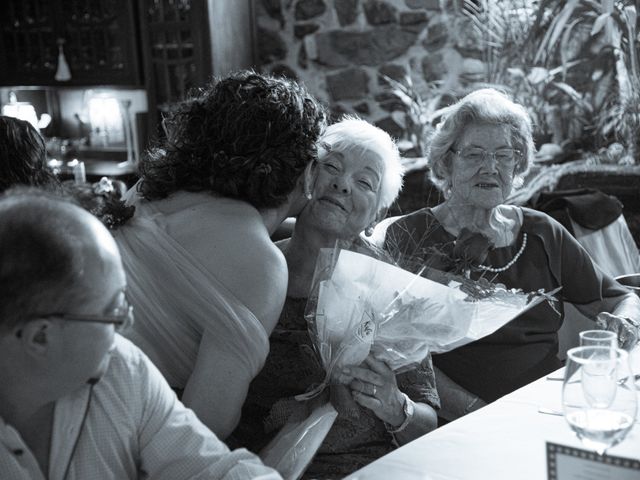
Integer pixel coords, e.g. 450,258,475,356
477,232,528,272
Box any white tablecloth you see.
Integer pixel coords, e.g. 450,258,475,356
346,349,640,480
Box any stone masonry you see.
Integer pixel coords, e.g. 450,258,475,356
254,0,485,153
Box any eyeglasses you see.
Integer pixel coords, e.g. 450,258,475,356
452,147,522,167
33,298,134,333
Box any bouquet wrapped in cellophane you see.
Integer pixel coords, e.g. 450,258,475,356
260,242,558,479
297,244,558,401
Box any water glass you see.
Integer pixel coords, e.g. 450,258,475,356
579,329,617,348
562,346,637,455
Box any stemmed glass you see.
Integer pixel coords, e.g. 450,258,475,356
562,346,637,455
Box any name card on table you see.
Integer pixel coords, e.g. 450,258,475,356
546,442,640,480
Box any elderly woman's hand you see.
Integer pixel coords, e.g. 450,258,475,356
596,312,639,350
341,355,406,427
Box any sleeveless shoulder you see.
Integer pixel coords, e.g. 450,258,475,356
163,193,288,333
115,193,276,387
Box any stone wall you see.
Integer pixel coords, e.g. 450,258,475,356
254,0,484,152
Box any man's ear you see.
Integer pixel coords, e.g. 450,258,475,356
15,320,51,356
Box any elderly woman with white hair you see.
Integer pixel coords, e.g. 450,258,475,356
230,117,439,479
383,88,640,419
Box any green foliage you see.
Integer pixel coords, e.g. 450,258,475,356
380,0,640,163
379,74,449,157
465,0,640,161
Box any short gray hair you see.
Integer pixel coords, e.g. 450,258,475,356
319,116,404,210
0,189,94,331
428,88,534,195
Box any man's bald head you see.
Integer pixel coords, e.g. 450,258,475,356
0,188,123,331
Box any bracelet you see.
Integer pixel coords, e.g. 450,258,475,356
623,317,640,344
624,316,640,329
385,393,414,434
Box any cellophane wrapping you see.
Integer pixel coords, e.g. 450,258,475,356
303,245,554,386
260,244,555,479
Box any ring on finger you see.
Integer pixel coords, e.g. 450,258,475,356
372,385,377,396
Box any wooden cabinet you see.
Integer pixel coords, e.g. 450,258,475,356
0,0,142,86
0,0,257,146
138,0,211,137
138,0,256,140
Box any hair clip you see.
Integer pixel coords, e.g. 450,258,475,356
256,163,272,175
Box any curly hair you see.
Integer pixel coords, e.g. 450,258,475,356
139,70,327,208
0,116,61,193
428,88,534,195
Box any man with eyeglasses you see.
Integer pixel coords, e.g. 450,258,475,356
0,189,282,480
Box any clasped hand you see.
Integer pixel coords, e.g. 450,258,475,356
596,312,639,350
339,354,405,427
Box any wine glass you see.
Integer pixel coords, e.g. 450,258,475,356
562,346,637,455
579,329,617,348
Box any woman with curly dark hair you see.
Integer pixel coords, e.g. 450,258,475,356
0,116,60,192
114,70,327,438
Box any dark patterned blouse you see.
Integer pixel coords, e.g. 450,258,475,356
231,295,440,480
384,207,629,402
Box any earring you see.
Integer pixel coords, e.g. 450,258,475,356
303,162,315,200
364,226,374,237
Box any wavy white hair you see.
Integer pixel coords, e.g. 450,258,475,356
428,88,534,195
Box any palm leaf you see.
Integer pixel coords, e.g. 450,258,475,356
559,18,584,79
622,6,638,81
591,12,611,36
535,0,581,64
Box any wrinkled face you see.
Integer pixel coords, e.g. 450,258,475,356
449,123,518,209
304,148,385,239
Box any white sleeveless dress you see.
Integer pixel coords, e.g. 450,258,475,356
114,189,270,388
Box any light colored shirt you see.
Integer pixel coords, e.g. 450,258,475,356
0,335,281,480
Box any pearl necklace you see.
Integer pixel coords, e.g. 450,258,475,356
478,233,528,273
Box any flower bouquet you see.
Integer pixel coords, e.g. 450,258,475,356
260,242,558,479
299,244,558,398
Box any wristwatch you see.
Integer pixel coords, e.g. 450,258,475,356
387,393,415,434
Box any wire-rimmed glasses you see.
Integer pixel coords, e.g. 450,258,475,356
34,295,134,333
452,147,523,168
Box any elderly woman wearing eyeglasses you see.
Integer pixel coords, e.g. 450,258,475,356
382,88,640,420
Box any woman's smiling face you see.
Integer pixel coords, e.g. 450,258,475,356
304,148,384,239
449,123,517,209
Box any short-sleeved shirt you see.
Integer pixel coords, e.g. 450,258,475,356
384,207,628,402
0,335,281,480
